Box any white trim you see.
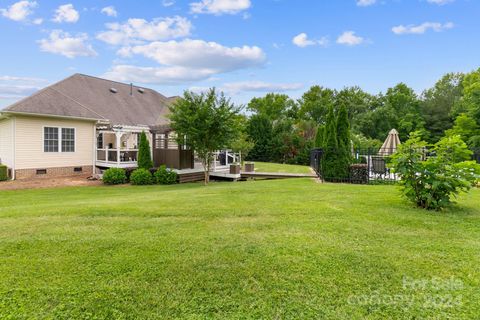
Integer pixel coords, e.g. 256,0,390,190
3,111,103,122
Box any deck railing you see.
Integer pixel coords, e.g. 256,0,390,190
96,148,138,163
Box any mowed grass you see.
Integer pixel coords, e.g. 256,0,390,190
254,161,313,174
0,179,479,319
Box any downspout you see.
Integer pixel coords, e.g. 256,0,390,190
92,122,97,174
12,116,16,180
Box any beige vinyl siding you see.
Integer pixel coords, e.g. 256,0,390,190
0,118,14,168
14,115,95,170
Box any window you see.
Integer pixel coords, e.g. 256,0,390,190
36,169,47,175
44,127,59,152
62,128,75,152
44,127,75,153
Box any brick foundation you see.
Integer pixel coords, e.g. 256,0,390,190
15,166,94,180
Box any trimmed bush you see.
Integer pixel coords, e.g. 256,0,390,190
130,168,153,185
102,168,127,185
0,165,8,181
154,165,178,185
137,131,153,170
350,164,368,184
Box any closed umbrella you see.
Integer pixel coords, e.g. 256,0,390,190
378,129,401,156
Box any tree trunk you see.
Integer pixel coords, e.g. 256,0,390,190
202,158,209,186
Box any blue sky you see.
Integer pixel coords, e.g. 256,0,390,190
0,0,479,108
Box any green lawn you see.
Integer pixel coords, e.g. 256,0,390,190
0,179,479,319
253,161,312,174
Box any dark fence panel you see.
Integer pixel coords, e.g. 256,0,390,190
310,148,399,184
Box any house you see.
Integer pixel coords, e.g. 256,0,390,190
0,73,194,180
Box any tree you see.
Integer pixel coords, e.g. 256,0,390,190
247,93,296,121
420,73,463,142
445,113,480,149
169,89,241,185
230,132,254,165
321,105,338,180
315,125,325,148
247,114,274,162
383,83,425,141
336,104,352,178
454,68,480,123
137,131,153,170
298,86,335,124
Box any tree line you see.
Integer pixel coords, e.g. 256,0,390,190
243,68,480,165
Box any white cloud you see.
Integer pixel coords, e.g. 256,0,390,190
38,30,97,58
292,33,328,48
222,81,304,94
0,75,47,99
103,65,214,85
52,4,79,23
162,0,175,7
190,0,251,15
104,39,266,85
0,1,37,22
32,17,42,24
101,6,117,17
119,39,266,73
336,31,364,46
97,16,192,45
356,0,376,6
392,22,454,35
427,0,454,5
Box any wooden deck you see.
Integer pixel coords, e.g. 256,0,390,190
175,167,316,183
240,172,316,179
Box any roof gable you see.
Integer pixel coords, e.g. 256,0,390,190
2,74,173,126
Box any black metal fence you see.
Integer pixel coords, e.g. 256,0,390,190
311,148,400,184
311,147,480,184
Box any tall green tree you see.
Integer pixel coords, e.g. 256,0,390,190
246,114,274,162
315,125,325,148
322,105,338,180
137,131,153,170
383,83,425,141
446,113,480,149
420,73,464,142
247,93,297,121
336,104,352,178
169,88,240,185
456,68,480,124
298,86,335,124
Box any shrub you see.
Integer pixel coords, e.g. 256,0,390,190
130,168,153,185
137,131,153,170
0,165,8,181
349,164,368,184
102,168,127,185
391,133,480,210
154,165,178,185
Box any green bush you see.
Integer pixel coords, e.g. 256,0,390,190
137,131,153,170
391,133,480,210
130,168,153,185
154,165,178,185
0,165,8,181
102,168,127,185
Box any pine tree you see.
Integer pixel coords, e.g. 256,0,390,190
322,106,338,180
137,131,153,170
336,104,352,179
315,125,325,148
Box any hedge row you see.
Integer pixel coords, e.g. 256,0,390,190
102,166,178,186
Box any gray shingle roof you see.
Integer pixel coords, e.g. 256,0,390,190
2,74,174,127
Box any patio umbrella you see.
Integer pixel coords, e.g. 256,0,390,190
378,129,401,156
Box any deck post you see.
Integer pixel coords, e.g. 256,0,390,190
115,132,122,166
